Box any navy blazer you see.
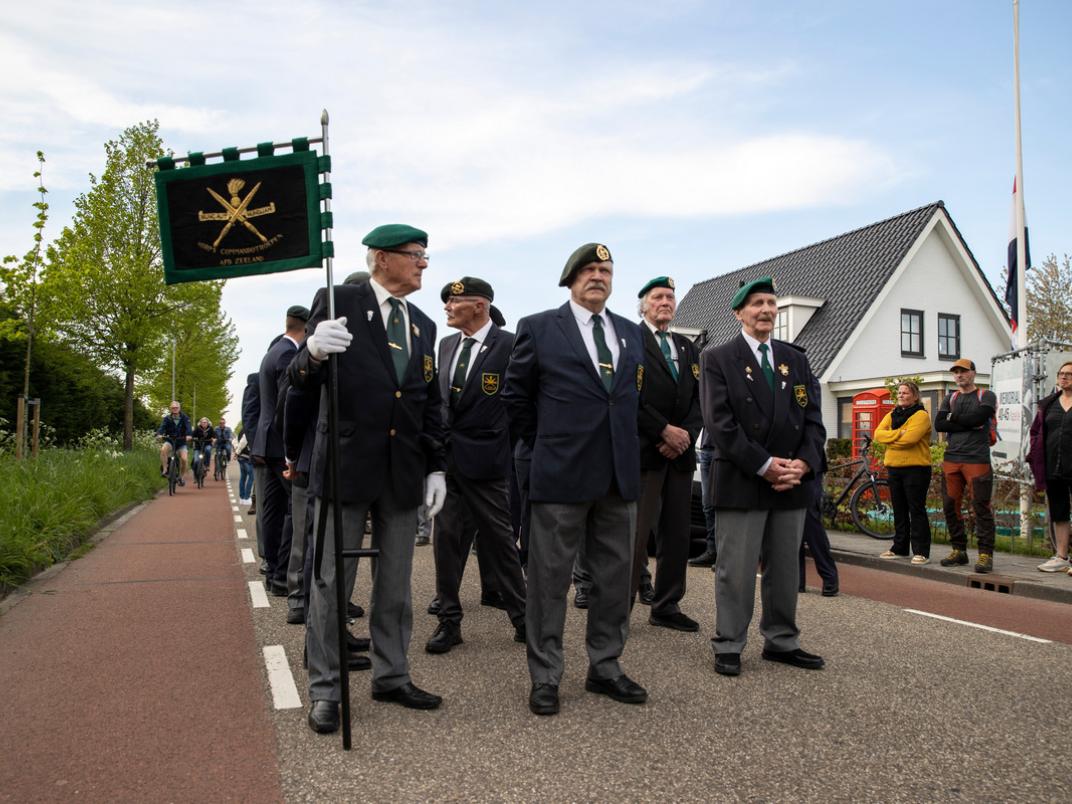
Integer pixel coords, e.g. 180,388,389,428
240,372,260,442
637,326,703,473
438,325,514,481
253,336,297,460
504,302,643,503
282,347,319,476
699,333,824,510
289,282,446,507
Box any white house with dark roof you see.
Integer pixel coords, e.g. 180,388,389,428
673,202,1012,440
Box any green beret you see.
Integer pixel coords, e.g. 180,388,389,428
559,242,613,287
440,276,494,303
344,270,370,286
286,305,311,322
730,275,776,310
637,276,676,298
361,223,428,249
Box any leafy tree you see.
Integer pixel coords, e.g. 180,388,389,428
0,151,50,401
1025,254,1072,344
44,122,176,450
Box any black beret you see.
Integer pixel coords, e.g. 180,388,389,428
637,276,676,298
440,276,494,303
559,243,612,287
287,305,311,322
730,275,776,310
361,223,428,249
490,305,506,327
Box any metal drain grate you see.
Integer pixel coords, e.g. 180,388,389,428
966,575,1014,594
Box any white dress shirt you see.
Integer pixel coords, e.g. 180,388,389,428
448,318,493,381
369,276,412,353
569,299,620,376
741,328,775,477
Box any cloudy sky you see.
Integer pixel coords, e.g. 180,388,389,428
2,0,1069,421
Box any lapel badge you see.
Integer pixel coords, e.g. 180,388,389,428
412,323,421,339
423,355,434,383
481,372,500,395
781,380,787,390
366,310,374,322
691,363,700,380
480,345,488,353
793,384,808,407
778,363,789,376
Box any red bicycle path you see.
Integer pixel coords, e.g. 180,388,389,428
0,476,282,803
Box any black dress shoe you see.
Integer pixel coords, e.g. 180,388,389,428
761,647,825,670
649,611,700,632
798,584,806,593
573,588,589,609
308,700,339,733
688,549,718,567
286,608,305,625
346,602,365,619
258,561,268,576
821,584,839,597
513,622,526,643
372,681,442,710
425,621,463,654
480,591,506,610
347,653,371,671
266,579,287,597
346,632,370,652
247,506,256,516
427,597,441,615
715,653,741,676
639,582,655,605
529,683,559,716
585,673,647,704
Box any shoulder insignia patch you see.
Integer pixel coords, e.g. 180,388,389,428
793,384,808,407
691,363,700,380
637,364,644,391
423,355,434,383
481,372,500,395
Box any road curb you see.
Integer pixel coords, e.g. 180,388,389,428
829,547,1072,606
0,497,153,617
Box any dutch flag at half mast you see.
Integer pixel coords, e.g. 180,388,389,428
1005,176,1030,335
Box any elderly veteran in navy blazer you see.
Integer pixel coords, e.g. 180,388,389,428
699,276,826,678
632,276,703,632
504,242,647,716
288,223,448,734
425,277,527,655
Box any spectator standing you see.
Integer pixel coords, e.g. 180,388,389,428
235,431,254,506
1029,361,1072,573
875,381,933,565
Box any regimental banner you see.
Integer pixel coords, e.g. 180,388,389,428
155,148,326,284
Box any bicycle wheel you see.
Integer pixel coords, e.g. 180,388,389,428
168,456,178,496
850,479,893,539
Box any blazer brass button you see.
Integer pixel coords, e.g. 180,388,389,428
395,391,402,399
389,428,397,436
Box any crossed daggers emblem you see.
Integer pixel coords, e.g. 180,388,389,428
198,178,277,249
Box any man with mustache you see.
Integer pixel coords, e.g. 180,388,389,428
504,243,647,716
699,276,826,677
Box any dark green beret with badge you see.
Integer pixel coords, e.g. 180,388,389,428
287,304,311,322
361,223,428,249
637,276,676,298
440,276,494,302
344,270,370,286
730,275,776,309
559,242,613,287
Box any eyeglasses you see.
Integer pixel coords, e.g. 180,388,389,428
1058,372,1072,379
383,249,429,262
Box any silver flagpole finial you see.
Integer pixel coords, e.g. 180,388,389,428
321,109,329,125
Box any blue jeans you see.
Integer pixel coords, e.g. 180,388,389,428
238,459,254,499
697,447,717,553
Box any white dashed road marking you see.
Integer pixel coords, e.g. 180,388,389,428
232,506,239,512
233,515,242,523
263,645,302,709
241,548,255,563
248,581,270,608
237,528,248,540
904,609,1052,644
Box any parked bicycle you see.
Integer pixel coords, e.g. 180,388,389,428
822,434,893,539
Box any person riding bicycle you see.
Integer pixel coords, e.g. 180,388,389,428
157,401,192,484
213,417,234,464
191,417,215,477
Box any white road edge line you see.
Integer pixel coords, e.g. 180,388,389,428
248,581,270,608
231,506,239,512
233,514,242,523
241,548,255,563
236,528,248,540
263,645,302,710
904,608,1052,644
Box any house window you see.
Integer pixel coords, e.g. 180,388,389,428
901,309,924,357
773,310,789,341
837,397,854,439
938,313,960,360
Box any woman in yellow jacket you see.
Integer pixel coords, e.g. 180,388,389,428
873,381,933,564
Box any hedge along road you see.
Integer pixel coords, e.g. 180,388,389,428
0,471,283,802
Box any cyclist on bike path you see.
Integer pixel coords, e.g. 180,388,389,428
191,418,215,477
157,401,192,482
214,417,234,464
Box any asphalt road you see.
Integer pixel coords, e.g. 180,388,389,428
4,467,1070,802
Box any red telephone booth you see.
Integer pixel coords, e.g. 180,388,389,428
851,389,895,460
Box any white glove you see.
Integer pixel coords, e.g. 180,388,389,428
306,317,351,360
424,472,447,518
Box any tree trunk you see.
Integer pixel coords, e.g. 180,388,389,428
22,326,32,400
124,365,135,451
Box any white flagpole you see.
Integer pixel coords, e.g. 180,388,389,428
1013,0,1028,349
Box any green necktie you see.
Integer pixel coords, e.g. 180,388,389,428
386,298,409,383
657,331,678,381
450,337,476,405
591,314,614,391
758,342,775,391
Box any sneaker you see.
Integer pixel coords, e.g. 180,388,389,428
1037,555,1070,573
879,550,907,560
939,549,969,567
974,553,993,573
910,555,930,565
